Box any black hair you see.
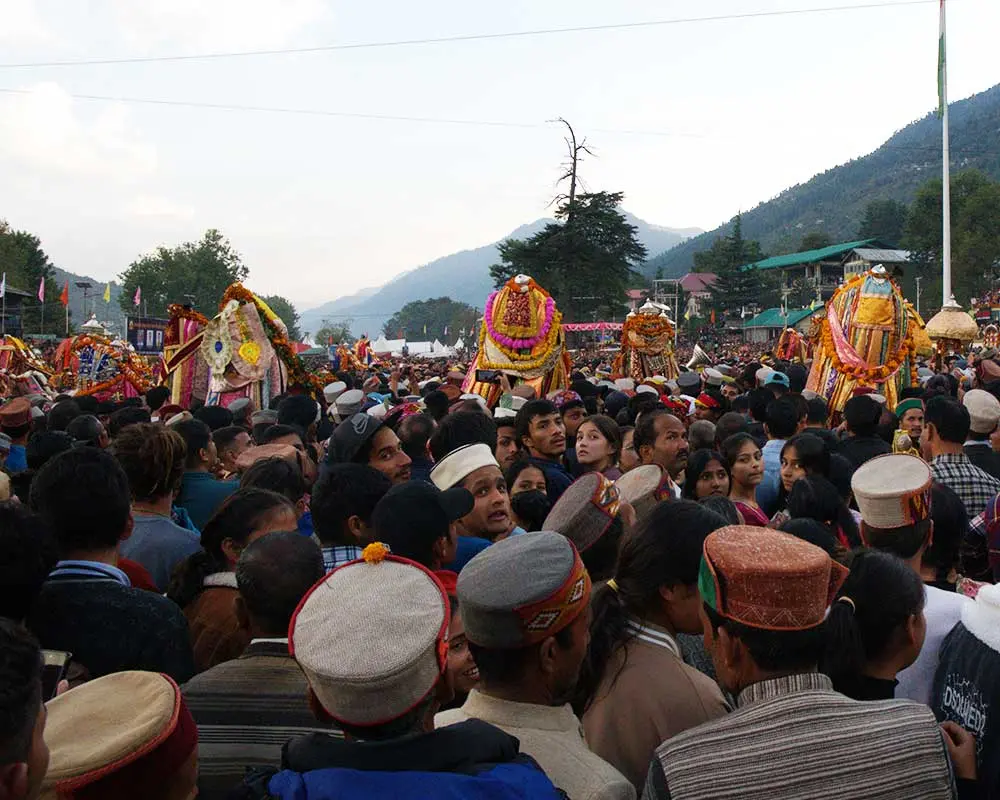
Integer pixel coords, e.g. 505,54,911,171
65,414,104,446
107,406,152,439
469,625,576,689
787,475,861,548
900,386,925,401
715,412,749,445
923,374,956,400
25,431,73,471
581,514,625,583
924,481,966,583
748,388,773,423
168,488,295,608
774,432,830,511
505,457,548,493
786,364,808,393
843,396,882,437
398,413,436,462
252,421,274,444
704,602,826,672
145,385,170,412
510,490,551,533
371,492,449,569
632,409,670,457
47,399,81,432
827,453,855,503
74,395,99,415
213,425,248,455
720,432,759,471
278,395,319,435
336,694,438,742
576,415,622,463
0,503,57,621
924,395,970,444
311,463,392,546
575,500,725,714
268,393,286,411
779,517,839,556
806,397,829,425
194,405,234,432
682,449,731,501
765,397,799,439
699,496,741,525
422,390,450,422
241,456,306,504
822,550,924,697
111,423,186,502
429,411,498,462
730,395,749,414
259,424,305,447
514,399,559,448
173,418,213,468
0,619,42,764
236,531,323,635
29,448,131,553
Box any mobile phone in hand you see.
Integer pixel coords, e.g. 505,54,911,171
41,650,71,700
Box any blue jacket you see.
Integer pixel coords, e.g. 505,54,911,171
529,456,575,504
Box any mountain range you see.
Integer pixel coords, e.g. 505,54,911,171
645,82,1000,278
299,214,702,339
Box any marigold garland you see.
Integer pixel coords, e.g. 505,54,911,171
363,542,390,563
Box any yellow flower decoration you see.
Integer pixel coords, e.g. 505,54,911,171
362,542,391,564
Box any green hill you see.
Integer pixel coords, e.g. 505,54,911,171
646,83,1000,277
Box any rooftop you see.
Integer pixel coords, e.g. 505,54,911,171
740,239,895,271
678,272,717,293
743,306,821,328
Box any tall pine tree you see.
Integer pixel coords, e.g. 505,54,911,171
696,214,777,318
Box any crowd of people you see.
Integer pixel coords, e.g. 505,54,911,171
3,347,1000,798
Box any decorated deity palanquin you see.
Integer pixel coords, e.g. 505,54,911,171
613,302,679,381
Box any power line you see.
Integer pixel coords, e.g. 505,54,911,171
0,0,941,70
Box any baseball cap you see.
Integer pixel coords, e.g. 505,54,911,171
765,371,790,389
371,482,475,563
328,413,384,464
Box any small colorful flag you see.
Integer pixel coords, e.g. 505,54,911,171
37,277,45,302
710,309,716,324
0,273,6,299
937,0,947,117
60,282,69,308
443,325,449,337
422,324,427,335
103,283,111,303
684,308,692,322
133,286,141,307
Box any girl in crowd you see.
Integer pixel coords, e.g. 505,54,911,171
505,459,548,497
443,596,480,711
619,426,639,473
682,449,731,502
505,458,551,533
823,549,926,700
721,433,768,526
168,489,300,673
575,415,623,480
575,501,729,790
786,475,861,548
771,433,830,526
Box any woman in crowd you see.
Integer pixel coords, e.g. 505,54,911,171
619,425,639,473
681,449,731,502
786,474,861,548
574,415,623,480
167,488,300,673
505,459,548,497
721,433,768,526
771,432,831,526
823,549,926,700
443,595,480,711
925,481,967,591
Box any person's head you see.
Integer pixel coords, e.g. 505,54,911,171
29,449,131,557
683,449,731,501
618,426,638,473
806,397,829,426
964,389,1000,441
720,433,763,493
779,433,829,495
428,411,497,462
330,415,412,485
64,414,108,449
397,413,436,462
235,531,324,637
290,546,451,740
574,415,621,473
167,488,298,608
493,418,520,471
193,404,234,432
895,398,924,441
0,503,56,624
459,532,590,706
552,392,587,441
510,489,551,533
446,597,480,700
786,364,807,394
505,459,547,497
787,475,860,548
0,620,48,800
842,395,881,438
852,453,934,560
372,482,473,570
310,463,392,547
111,424,186,504
172,418,216,471
764,396,799,440
694,391,728,423
575,499,726,713
920,395,970,459
714,412,748,447
687,419,716,453
240,456,307,517
924,481,966,584
779,517,840,557
107,406,152,440
213,425,252,473
634,410,688,479
277,394,319,440
699,495,741,525
700,527,848,694
515,400,566,460
747,388,773,423
432,444,512,540
145,386,171,414
258,423,306,452
24,432,73,472
822,550,926,693
46,400,81,433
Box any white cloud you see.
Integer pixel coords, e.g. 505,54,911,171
109,0,331,53
0,83,157,181
0,0,52,44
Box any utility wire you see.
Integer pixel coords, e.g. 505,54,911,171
0,0,941,69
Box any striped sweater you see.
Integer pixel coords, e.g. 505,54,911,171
642,672,955,800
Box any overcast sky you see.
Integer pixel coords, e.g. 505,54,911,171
0,0,997,310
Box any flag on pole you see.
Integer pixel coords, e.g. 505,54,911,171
423,324,427,335
937,0,947,117
0,273,6,299
710,309,716,324
133,286,141,307
103,283,111,303
37,277,45,302
683,308,692,322
443,325,449,337
60,282,69,308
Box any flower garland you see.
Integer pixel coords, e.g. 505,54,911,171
621,312,674,343
477,310,564,373
166,304,209,347
484,289,557,350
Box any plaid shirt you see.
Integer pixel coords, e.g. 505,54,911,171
321,545,363,573
930,452,1000,520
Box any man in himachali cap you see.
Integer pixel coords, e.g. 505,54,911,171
962,389,1000,481
436,531,635,800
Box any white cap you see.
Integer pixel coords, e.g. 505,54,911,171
704,368,724,387
430,443,500,490
636,384,658,396
756,367,774,385
615,378,636,391
852,453,932,529
964,389,1000,434
323,381,347,404
460,392,489,411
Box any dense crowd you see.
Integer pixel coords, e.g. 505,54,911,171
3,349,1000,799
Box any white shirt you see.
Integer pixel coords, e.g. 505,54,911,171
896,584,969,705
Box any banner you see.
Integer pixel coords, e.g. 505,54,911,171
126,316,169,354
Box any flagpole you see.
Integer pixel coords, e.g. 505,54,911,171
940,0,952,307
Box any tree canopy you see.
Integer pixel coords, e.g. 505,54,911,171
261,295,301,341
695,215,779,317
117,229,249,318
0,221,60,335
314,318,355,346
489,191,646,322
858,199,909,245
383,297,478,341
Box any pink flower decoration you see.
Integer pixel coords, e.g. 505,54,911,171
485,292,555,350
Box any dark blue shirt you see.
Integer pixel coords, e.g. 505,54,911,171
529,456,575,504
176,471,239,531
5,443,27,473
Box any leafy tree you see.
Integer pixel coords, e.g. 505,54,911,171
383,297,479,341
260,295,301,341
697,215,779,316
489,191,646,322
798,231,833,252
903,170,1000,310
314,318,355,346
117,229,249,318
0,221,60,334
857,199,909,245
